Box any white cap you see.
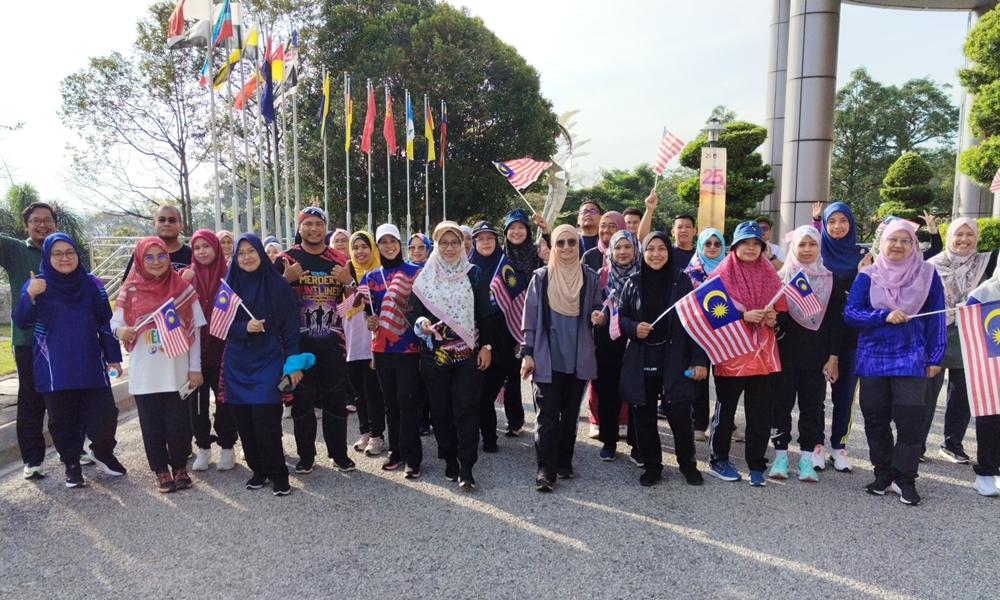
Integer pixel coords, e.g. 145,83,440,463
375,224,401,243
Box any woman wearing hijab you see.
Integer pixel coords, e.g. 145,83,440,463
707,222,786,487
361,224,424,477
813,201,873,473
221,234,304,496
966,267,1000,496
112,237,206,494
521,224,605,492
13,233,125,488
470,220,526,448
923,218,995,464
407,222,500,488
581,211,626,272
216,230,235,263
330,229,351,255
405,232,433,434
845,220,945,505
460,225,474,257
407,233,431,267
591,230,642,462
618,232,708,486
504,208,548,281
182,230,238,472
769,226,846,482
263,236,282,264
346,231,387,457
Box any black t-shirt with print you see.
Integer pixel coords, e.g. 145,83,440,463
274,245,350,354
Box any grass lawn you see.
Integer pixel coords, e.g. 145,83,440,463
1,323,14,376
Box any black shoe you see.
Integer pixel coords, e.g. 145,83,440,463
381,452,403,471
891,481,921,506
295,458,315,474
65,464,85,489
445,459,460,482
404,465,421,479
866,477,892,496
639,467,663,487
535,473,554,492
172,468,193,490
656,405,667,420
504,427,523,437
272,479,292,496
629,450,645,468
246,473,269,490
556,468,574,480
939,447,971,464
418,425,431,436
482,439,499,453
90,452,127,477
459,469,476,490
681,469,704,486
332,457,356,472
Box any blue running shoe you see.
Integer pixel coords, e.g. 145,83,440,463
749,470,766,487
769,454,789,479
798,458,819,482
708,460,741,482
599,446,616,462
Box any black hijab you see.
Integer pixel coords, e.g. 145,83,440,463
640,232,674,344
470,233,502,277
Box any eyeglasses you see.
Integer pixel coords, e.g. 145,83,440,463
437,240,462,249
702,241,722,249
758,225,770,232
598,224,618,231
27,218,55,227
50,250,77,260
143,253,169,263
407,245,427,252
885,237,913,246
555,238,578,249
236,250,258,259
579,208,599,216
156,217,179,224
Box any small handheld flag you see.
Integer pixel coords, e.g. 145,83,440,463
489,255,527,344
653,128,686,175
605,295,621,340
957,299,1000,417
991,167,1000,193
675,277,756,364
494,159,552,190
152,299,192,359
209,280,244,340
781,270,822,318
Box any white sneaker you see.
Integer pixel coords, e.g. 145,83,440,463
353,433,371,452
973,475,1000,497
192,448,212,471
364,436,385,456
346,404,357,413
217,448,236,471
282,405,292,419
731,427,746,442
828,448,851,472
618,425,627,439
79,453,94,466
314,408,323,420
588,424,600,439
812,444,826,471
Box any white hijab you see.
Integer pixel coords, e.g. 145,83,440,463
777,225,833,331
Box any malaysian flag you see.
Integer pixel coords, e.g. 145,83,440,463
152,299,191,359
209,280,243,340
675,277,756,364
652,128,685,175
376,269,417,339
991,167,1000,193
336,290,356,318
493,159,552,190
489,254,527,344
780,271,822,318
957,299,1000,417
607,296,621,340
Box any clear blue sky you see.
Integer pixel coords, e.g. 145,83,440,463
0,0,972,206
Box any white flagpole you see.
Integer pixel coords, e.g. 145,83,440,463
239,36,254,234
292,71,301,229
271,120,282,244
441,99,446,222
385,85,393,228
323,67,329,218
405,89,412,240
281,95,292,246
255,56,267,238
367,78,373,235
345,72,351,231
226,52,241,236
424,93,430,234
208,44,222,231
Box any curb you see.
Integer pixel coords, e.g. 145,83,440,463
0,378,134,468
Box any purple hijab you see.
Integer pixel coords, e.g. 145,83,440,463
862,220,935,315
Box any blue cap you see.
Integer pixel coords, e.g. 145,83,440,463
731,221,765,248
504,208,531,232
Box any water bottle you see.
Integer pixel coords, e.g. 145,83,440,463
684,369,693,378
108,368,119,378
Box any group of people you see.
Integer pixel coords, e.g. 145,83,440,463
4,194,999,505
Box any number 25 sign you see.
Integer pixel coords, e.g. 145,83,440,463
698,147,726,232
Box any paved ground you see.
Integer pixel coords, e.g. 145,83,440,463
1,379,997,600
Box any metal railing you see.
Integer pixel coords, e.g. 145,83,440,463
89,237,142,300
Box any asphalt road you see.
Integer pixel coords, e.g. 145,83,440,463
1,379,997,600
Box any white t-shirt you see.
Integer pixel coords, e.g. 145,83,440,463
111,304,206,396
344,309,373,362
768,242,786,262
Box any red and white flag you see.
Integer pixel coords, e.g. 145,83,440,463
152,299,192,359
990,167,1000,193
653,128,685,175
493,159,551,190
675,277,756,364
606,296,621,340
957,300,1000,417
337,290,356,318
779,270,822,318
209,280,243,340
167,0,187,47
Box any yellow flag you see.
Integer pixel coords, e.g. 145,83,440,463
321,72,330,140
424,102,436,163
212,48,241,89
344,77,353,151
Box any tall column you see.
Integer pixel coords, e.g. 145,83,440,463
779,0,840,238
761,0,790,229
955,8,995,218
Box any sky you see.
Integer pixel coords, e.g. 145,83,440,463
0,0,973,209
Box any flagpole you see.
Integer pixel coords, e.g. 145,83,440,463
323,67,329,218
908,307,960,319
441,99,446,221
226,55,241,235
508,184,536,214
424,94,430,234
271,120,282,244
405,90,412,240
256,56,268,238
239,37,254,234
282,96,292,247
366,78,373,234
385,85,393,228
345,72,351,231
208,45,223,231
292,70,301,229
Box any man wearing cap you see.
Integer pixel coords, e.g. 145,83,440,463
274,206,357,475
755,216,785,270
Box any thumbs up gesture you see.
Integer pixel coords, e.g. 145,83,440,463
26,271,46,301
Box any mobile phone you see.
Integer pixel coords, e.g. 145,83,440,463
178,380,197,400
278,374,295,393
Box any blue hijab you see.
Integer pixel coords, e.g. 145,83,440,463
693,228,725,274
406,233,432,267
225,233,296,324
821,202,864,279
39,233,94,308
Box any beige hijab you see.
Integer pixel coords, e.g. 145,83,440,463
547,224,583,316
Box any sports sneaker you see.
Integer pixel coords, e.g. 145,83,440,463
404,465,421,479
192,448,212,471
973,475,1000,497
629,450,645,468
656,405,667,420
458,469,476,490
797,457,819,482
769,454,789,479
23,463,45,480
418,424,432,436
891,481,920,506
353,433,371,453
482,439,499,453
939,447,971,465
588,424,600,439
748,470,766,487
314,408,322,420
556,467,574,480
79,453,94,466
599,446,616,462
282,405,292,419
156,470,176,493
381,452,402,471
346,404,357,413
681,468,704,486
365,436,386,457
812,444,826,471
708,461,742,482
65,464,85,489
693,430,708,442
732,427,746,442
828,448,851,472
173,468,193,490
217,448,236,471
618,424,627,439
866,477,891,496
332,457,357,472
272,479,292,496
445,459,460,482
639,467,663,487
535,473,554,492
246,474,269,490
504,427,522,437
294,458,315,474
88,451,127,476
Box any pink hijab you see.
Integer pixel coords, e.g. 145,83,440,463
862,220,935,315
596,211,626,254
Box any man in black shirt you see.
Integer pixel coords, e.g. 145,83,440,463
670,213,697,268
122,205,192,279
577,200,602,256
274,207,356,474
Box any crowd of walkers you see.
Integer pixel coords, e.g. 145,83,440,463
4,196,999,506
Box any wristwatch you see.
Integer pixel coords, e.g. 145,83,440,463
482,344,492,351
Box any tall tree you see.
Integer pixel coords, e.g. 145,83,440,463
958,6,1000,187
2,183,89,262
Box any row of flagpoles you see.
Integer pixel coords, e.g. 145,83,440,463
169,0,451,244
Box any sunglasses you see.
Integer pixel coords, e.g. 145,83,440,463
703,241,722,248
579,208,599,216
156,217,179,224
758,224,770,232
555,238,578,249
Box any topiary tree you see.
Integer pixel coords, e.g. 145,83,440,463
958,6,1000,188
879,152,935,210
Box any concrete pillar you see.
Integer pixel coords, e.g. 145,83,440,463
955,8,995,218
761,0,790,228
779,0,840,239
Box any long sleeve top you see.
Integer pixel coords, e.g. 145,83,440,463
844,271,946,377
776,275,847,370
0,235,42,348
12,275,122,393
